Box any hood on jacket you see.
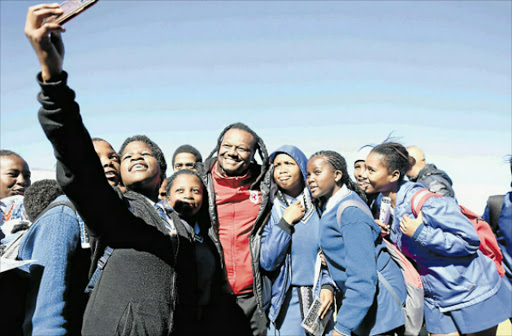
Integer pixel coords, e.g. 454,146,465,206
269,145,308,184
416,163,453,186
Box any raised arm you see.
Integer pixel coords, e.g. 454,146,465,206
25,5,172,253
25,3,65,82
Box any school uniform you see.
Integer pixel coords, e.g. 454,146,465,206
18,195,90,336
261,145,335,336
391,181,512,334
319,186,406,336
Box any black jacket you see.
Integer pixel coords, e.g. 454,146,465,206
410,163,456,199
199,157,272,314
37,72,188,336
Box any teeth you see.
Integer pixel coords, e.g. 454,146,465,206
132,164,147,170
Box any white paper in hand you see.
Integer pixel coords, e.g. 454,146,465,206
301,297,333,336
0,258,36,273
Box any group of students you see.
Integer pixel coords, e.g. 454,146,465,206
0,3,511,336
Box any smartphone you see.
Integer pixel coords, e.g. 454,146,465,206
54,0,98,25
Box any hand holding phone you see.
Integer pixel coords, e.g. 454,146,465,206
25,3,66,82
54,0,98,25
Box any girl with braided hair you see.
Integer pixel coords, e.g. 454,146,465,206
307,150,406,336
364,142,512,336
260,145,334,335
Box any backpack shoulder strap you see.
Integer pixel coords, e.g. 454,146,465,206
377,271,405,308
84,246,114,294
34,200,77,222
336,199,373,229
487,195,504,233
411,188,442,217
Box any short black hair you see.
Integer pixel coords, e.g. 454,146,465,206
371,142,414,183
310,150,367,202
24,179,64,222
172,145,203,167
206,122,269,189
0,149,24,160
118,135,167,182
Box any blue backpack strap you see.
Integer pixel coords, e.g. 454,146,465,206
336,199,406,310
377,271,405,308
84,246,114,294
335,199,373,229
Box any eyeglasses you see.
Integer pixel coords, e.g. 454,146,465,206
221,144,251,155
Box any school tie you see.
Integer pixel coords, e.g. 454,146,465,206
154,202,177,237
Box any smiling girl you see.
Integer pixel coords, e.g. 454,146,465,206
164,169,247,335
307,150,406,336
24,5,199,334
260,145,334,336
364,142,512,336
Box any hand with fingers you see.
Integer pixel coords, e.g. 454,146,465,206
319,251,327,267
375,218,390,236
25,3,66,82
318,288,333,320
400,211,424,237
282,200,305,226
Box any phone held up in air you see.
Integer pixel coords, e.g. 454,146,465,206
54,0,98,25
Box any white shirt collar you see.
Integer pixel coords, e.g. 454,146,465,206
324,184,351,213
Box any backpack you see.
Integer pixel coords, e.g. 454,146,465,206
411,188,505,277
486,194,504,233
336,199,424,336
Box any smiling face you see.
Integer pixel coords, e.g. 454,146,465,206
306,156,341,201
93,140,121,187
273,153,304,198
363,152,399,195
217,128,255,177
167,173,203,220
0,155,31,199
354,160,370,192
120,141,162,197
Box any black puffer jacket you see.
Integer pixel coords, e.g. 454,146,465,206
199,157,272,314
410,163,456,199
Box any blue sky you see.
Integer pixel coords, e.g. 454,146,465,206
1,1,511,212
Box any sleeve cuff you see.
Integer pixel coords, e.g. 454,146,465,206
37,71,68,88
334,325,351,336
411,222,425,240
36,71,76,108
277,217,294,235
321,284,334,292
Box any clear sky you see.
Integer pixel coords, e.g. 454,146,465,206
1,1,511,212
